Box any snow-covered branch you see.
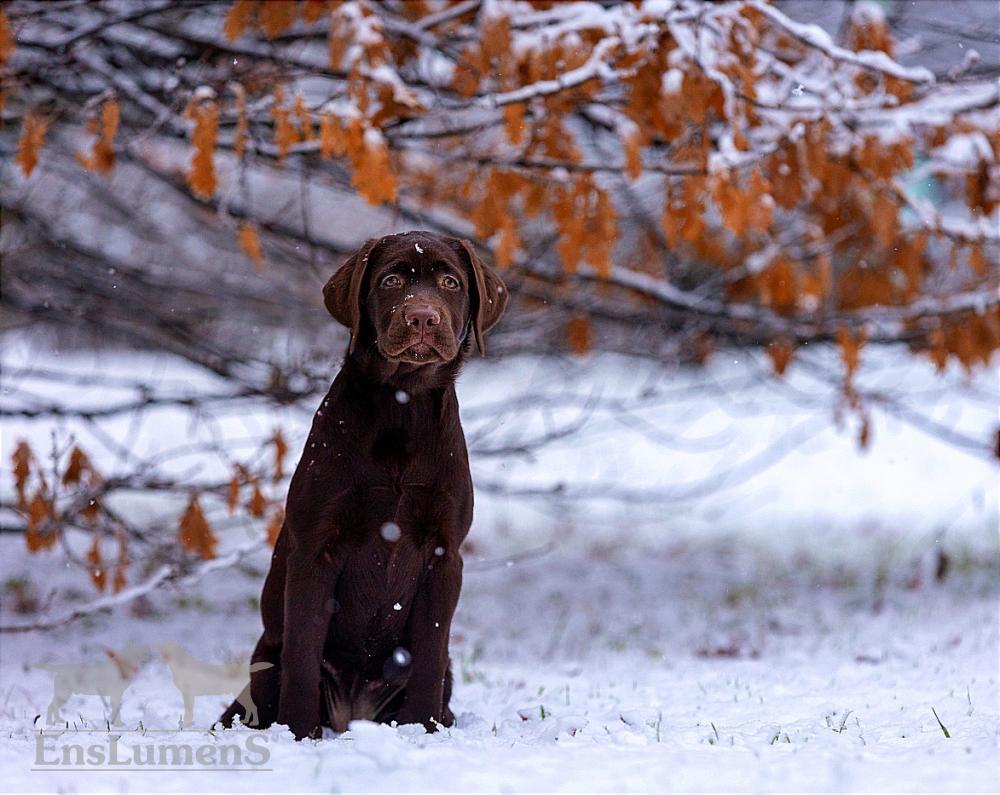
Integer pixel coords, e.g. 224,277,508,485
0,540,267,633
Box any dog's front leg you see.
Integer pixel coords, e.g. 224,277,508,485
396,550,462,732
276,546,340,740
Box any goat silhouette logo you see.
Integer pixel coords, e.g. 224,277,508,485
37,644,270,729
159,643,273,728
38,643,151,726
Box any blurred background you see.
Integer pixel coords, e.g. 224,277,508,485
2,0,996,590
0,1,997,789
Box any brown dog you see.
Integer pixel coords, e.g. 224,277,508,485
220,231,507,739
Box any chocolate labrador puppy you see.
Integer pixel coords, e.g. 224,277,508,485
219,231,507,739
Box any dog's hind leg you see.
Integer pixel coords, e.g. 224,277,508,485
241,693,259,729
220,530,287,730
232,682,259,728
46,690,67,725
218,697,246,729
108,691,124,725
440,661,455,727
218,648,279,729
181,691,196,728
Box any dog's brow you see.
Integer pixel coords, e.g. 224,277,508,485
429,259,463,277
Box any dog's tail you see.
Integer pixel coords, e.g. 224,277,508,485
320,652,411,732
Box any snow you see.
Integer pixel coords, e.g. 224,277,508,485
661,67,684,96
850,0,887,27
750,1,935,84
931,131,995,169
381,522,402,542
191,85,216,102
363,126,386,150
1,343,997,791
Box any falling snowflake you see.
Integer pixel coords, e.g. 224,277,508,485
381,522,401,542
392,647,411,666
414,243,424,254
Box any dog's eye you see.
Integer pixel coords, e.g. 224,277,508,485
440,275,459,291
380,274,403,289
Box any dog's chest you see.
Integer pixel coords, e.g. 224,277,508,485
328,533,425,659
371,426,413,474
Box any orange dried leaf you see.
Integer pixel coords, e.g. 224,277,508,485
272,101,300,161
967,243,987,276
504,103,525,146
294,95,315,142
272,429,288,482
302,0,327,23
226,473,241,514
62,446,96,487
187,101,218,198
232,84,248,160
113,565,128,593
767,337,795,376
26,488,51,532
858,415,872,451
926,327,948,372
319,114,342,159
747,169,774,232
258,0,297,38
0,7,15,66
351,129,397,205
93,109,120,167
567,314,591,355
837,325,867,381
870,190,898,248
81,496,101,523
77,99,120,175
87,535,107,592
266,505,284,546
239,222,265,271
224,0,258,42
25,485,58,552
112,528,130,591
760,258,798,313
713,175,749,236
496,217,520,269
586,189,616,279
623,132,642,180
15,113,47,177
12,440,32,509
247,482,268,518
481,14,511,61
178,494,217,559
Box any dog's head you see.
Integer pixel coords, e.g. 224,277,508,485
323,231,508,365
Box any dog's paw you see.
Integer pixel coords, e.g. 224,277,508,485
395,707,443,733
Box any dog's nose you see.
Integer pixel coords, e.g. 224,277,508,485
403,304,440,331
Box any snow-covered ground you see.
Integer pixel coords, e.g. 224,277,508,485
1,341,997,792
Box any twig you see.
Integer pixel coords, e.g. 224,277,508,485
0,540,267,634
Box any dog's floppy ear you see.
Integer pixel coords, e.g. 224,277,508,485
323,239,379,353
455,239,508,356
